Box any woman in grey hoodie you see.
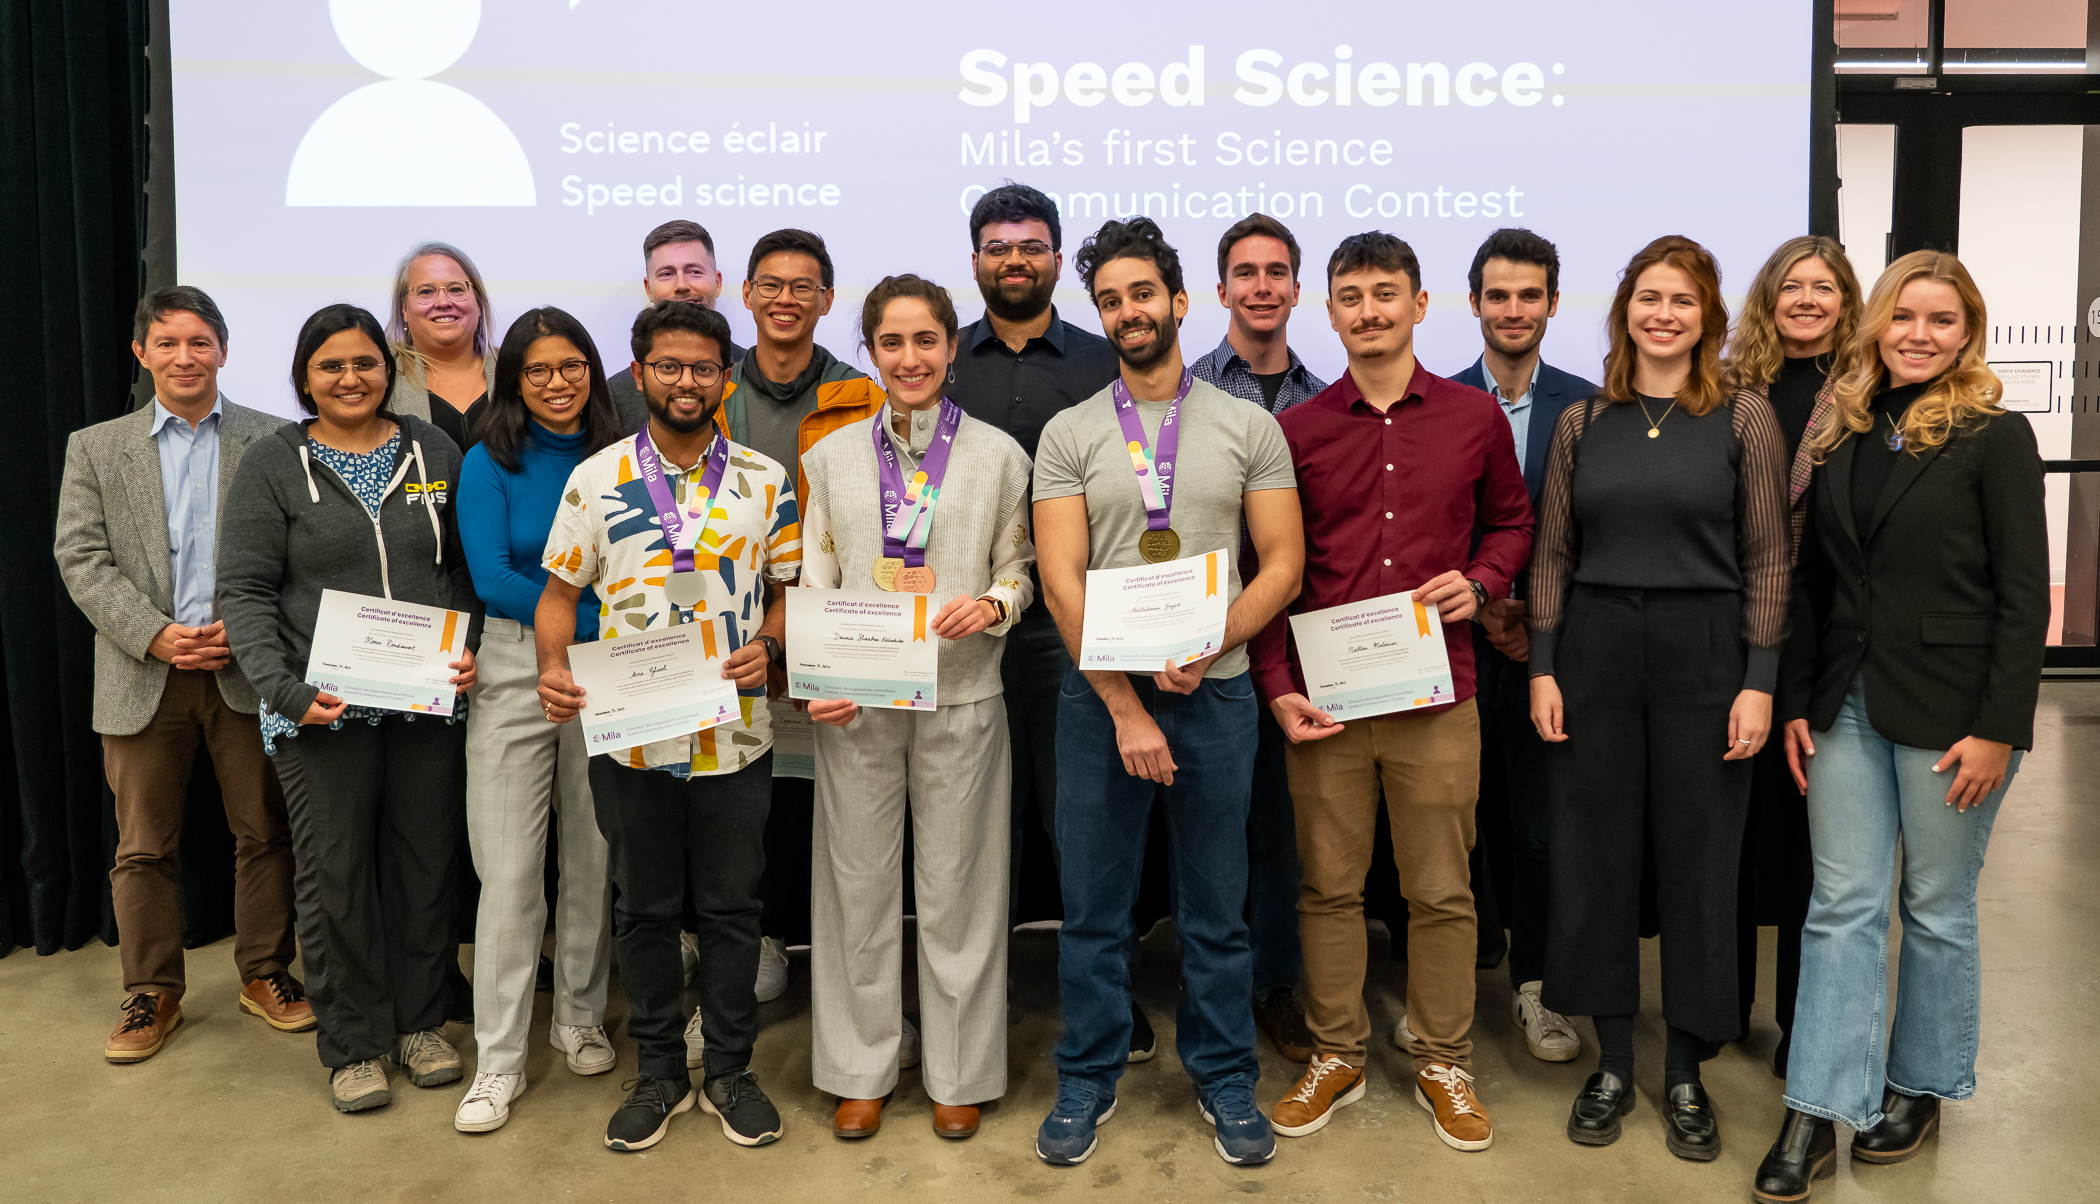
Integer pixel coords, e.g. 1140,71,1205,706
217,304,482,1116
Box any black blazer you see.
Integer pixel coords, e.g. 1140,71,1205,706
1781,408,2047,750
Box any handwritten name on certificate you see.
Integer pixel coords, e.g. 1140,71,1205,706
1079,549,1230,673
566,620,741,756
1289,592,1457,721
305,589,469,716
786,588,939,710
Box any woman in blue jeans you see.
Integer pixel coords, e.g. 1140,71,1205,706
1753,251,2046,1201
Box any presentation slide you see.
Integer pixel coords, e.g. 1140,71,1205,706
172,1,1812,417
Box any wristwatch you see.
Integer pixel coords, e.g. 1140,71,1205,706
980,595,1009,625
757,634,783,665
1467,579,1489,613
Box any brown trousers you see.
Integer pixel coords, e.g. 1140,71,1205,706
102,669,295,999
1287,699,1480,1071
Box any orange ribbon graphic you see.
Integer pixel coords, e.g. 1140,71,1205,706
700,620,719,659
1413,597,1432,639
913,595,928,641
1205,552,1219,598
439,610,459,652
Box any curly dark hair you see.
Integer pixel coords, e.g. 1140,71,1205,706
1073,216,1184,304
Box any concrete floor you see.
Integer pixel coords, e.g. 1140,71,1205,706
6,683,2097,1204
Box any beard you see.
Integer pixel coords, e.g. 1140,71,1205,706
978,262,1057,323
645,388,720,435
1485,321,1544,358
1114,314,1179,371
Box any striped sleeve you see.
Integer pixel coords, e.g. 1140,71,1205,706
1733,393,1791,693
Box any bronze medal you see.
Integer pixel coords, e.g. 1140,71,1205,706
894,565,936,594
1138,527,1181,563
872,557,903,591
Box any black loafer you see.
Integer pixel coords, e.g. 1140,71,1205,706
1753,1107,1836,1202
1663,1082,1721,1161
1567,1071,1635,1146
1851,1090,1939,1164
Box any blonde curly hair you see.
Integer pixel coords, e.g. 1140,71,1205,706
1806,250,2002,463
1724,235,1861,391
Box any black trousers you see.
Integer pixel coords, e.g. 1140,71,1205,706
758,776,813,946
593,754,771,1082
274,715,465,1069
1475,640,1552,985
1542,586,1752,1042
1737,740,1812,1055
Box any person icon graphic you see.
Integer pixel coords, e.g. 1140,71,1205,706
287,0,534,206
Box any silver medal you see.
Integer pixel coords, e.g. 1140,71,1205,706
664,570,706,607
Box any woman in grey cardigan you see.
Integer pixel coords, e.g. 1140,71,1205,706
797,276,1035,1141
216,304,481,1116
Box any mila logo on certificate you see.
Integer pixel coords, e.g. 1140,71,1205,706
1289,591,1456,721
304,589,470,716
565,618,741,757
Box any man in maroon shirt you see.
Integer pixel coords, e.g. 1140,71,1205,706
1252,232,1532,1151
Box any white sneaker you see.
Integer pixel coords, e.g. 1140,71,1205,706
685,1006,706,1069
754,936,790,1003
899,1015,921,1070
454,1071,524,1132
1511,981,1580,1062
549,1021,617,1076
680,931,701,988
1391,1010,1418,1051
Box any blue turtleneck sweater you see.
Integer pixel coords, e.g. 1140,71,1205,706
458,421,600,637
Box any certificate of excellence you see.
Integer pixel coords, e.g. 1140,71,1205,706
786,588,939,710
1078,548,1230,673
304,589,470,716
565,619,741,756
1288,592,1457,721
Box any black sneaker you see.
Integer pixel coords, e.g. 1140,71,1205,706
604,1075,694,1151
701,1069,784,1146
1128,1001,1157,1063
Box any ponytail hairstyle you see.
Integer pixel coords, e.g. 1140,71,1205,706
859,274,960,352
1599,235,1730,417
1807,249,2002,462
1724,235,1862,390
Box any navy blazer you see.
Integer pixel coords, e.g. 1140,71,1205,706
1453,356,1598,503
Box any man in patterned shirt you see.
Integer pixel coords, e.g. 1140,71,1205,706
534,302,798,1153
1190,214,1327,1067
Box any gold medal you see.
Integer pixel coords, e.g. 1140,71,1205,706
872,557,903,591
895,565,936,593
1138,528,1181,563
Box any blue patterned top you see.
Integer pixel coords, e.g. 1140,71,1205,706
258,429,464,755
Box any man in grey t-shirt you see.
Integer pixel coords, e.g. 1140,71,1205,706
1029,217,1302,1169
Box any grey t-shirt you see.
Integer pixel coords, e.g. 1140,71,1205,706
1033,375,1297,678
743,392,815,476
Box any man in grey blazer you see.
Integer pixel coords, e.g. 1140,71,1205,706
54,286,311,1063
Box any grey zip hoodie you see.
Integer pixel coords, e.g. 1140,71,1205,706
217,415,481,722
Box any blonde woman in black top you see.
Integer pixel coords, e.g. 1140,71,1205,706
1527,235,1789,1160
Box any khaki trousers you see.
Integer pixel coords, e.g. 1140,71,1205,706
102,668,294,1000
1287,699,1480,1071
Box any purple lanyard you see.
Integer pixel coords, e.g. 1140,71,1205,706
1111,367,1193,532
872,398,963,568
634,424,730,573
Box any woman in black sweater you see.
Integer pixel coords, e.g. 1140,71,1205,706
1752,254,2046,1201
1527,235,1789,1161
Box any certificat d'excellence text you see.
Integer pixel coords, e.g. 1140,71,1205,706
1288,591,1457,721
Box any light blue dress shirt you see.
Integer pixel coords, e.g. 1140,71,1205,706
149,397,222,627
1486,363,1537,463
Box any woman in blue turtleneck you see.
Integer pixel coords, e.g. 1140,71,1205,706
452,307,627,1133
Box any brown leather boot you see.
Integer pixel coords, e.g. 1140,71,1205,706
933,1103,980,1139
834,1096,884,1138
240,970,318,1032
105,992,182,1063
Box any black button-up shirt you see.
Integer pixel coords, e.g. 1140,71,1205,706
951,306,1119,460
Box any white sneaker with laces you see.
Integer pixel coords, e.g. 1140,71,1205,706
1391,1010,1418,1051
454,1070,524,1132
685,1006,706,1069
754,936,790,1003
549,1021,617,1075
680,932,702,988
1511,981,1581,1062
899,1015,921,1070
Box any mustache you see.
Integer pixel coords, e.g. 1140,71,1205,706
1349,319,1393,336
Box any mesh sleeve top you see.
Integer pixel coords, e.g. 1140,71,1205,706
1527,391,1790,692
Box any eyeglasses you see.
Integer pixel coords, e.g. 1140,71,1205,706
524,359,590,387
314,357,386,377
979,240,1052,261
409,282,474,304
751,277,821,302
645,359,723,385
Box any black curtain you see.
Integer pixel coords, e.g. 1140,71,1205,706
0,1,241,962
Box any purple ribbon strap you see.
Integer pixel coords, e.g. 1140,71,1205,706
873,397,964,569
1111,367,1193,531
634,423,730,575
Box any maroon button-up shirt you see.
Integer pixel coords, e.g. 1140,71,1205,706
1252,362,1534,708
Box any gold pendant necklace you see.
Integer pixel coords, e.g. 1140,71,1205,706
1636,396,1677,439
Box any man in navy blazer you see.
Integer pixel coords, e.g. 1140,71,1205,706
1452,229,1596,1065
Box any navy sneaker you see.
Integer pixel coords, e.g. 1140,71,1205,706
1036,1076,1117,1165
1199,1081,1278,1165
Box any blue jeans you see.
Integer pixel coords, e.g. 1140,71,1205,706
1784,678,2020,1129
1052,668,1260,1093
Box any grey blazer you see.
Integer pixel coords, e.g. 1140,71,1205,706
388,351,494,423
54,397,280,734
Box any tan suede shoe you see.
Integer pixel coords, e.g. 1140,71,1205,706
833,1096,884,1139
105,992,182,1063
240,971,317,1032
1272,1055,1367,1137
1416,1063,1493,1151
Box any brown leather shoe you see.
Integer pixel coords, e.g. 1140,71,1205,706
240,970,318,1032
932,1103,980,1139
834,1096,884,1138
105,992,182,1063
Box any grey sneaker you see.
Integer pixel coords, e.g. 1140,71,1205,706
332,1058,392,1113
391,1027,463,1087
685,1007,706,1069
550,1022,617,1076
